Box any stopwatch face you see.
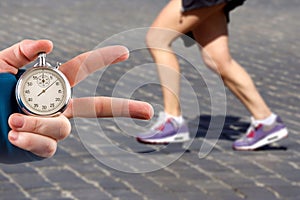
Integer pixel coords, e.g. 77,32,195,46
16,66,71,116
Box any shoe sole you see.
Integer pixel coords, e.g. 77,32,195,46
136,132,190,145
233,128,288,151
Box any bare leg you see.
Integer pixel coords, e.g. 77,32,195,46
192,9,272,120
145,0,225,117
141,0,286,148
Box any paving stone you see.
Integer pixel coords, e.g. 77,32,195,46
42,168,94,190
10,172,52,190
71,188,111,200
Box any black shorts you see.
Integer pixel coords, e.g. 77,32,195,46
180,0,246,47
181,0,246,22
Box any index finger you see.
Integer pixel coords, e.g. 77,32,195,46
63,97,154,120
59,45,129,87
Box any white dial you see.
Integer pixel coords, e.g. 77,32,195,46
16,66,71,116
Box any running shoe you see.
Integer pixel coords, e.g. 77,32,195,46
233,116,288,150
136,112,190,144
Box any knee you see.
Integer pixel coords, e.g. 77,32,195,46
145,29,157,48
145,28,175,50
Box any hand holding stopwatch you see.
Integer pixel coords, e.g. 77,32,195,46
15,53,71,116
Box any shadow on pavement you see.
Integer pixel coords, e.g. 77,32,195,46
135,115,288,154
188,115,288,151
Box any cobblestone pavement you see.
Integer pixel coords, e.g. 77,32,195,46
0,0,299,199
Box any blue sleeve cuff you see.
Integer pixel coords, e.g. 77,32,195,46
0,71,45,164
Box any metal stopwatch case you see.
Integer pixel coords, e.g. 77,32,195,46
15,53,71,116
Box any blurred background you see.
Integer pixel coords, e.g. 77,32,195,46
0,0,299,199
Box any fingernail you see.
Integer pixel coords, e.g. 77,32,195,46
11,115,24,128
115,54,129,63
148,103,154,119
9,131,18,141
115,47,130,62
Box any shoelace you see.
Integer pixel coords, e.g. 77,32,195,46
154,119,178,132
150,112,166,130
246,124,263,138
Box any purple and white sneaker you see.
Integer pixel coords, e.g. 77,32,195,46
136,112,190,144
233,116,288,151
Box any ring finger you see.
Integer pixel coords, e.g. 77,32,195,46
8,113,71,141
